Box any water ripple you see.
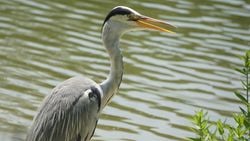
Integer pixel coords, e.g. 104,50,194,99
0,0,248,141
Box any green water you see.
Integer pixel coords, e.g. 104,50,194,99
0,0,249,140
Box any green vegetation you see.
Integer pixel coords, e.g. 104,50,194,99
189,51,250,141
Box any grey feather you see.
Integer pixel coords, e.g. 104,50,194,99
26,76,101,141
26,6,170,141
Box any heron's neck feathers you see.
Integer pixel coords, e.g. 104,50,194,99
100,22,123,110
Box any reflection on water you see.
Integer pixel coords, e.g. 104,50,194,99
0,0,249,140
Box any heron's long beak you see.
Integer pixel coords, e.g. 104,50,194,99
136,16,176,33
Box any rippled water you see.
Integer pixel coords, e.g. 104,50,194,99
0,0,249,140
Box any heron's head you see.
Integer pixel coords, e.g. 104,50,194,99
102,6,176,37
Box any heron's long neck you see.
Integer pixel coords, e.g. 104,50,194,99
100,27,123,109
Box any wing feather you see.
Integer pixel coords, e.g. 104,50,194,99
26,76,101,141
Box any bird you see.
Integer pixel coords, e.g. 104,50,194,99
26,6,176,141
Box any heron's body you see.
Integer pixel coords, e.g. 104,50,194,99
26,6,175,141
26,76,102,141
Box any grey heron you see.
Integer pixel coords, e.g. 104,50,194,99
26,6,176,141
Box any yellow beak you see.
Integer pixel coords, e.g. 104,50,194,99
136,16,176,33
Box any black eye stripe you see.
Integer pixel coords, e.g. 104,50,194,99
102,7,132,27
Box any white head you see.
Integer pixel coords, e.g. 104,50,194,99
102,6,176,39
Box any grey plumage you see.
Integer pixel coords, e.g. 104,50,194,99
26,76,101,141
26,6,175,141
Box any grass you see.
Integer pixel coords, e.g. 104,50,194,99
189,50,250,141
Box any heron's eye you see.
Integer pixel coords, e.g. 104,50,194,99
127,14,139,21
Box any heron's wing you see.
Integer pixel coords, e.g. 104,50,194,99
26,76,102,141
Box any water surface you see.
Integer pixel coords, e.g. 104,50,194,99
0,0,249,140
